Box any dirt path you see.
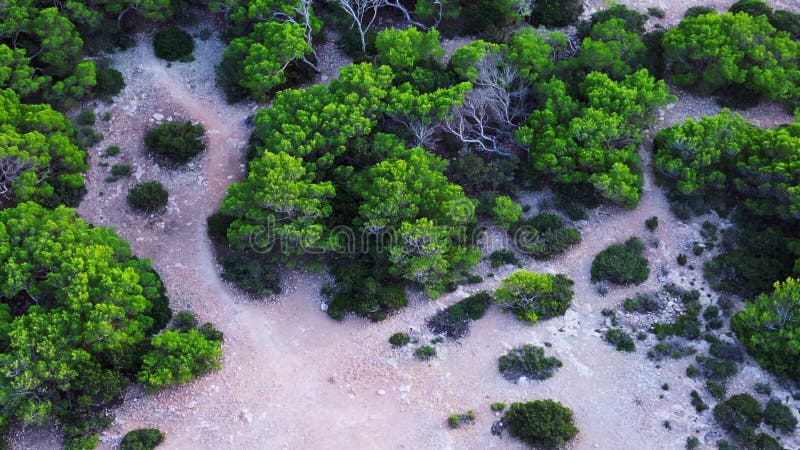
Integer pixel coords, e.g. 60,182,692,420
10,8,800,449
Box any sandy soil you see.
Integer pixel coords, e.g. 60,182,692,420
9,3,800,450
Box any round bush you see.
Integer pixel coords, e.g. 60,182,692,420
494,271,574,323
591,237,650,285
713,394,762,433
498,344,562,382
144,121,206,165
414,345,436,360
127,181,168,213
684,5,717,18
153,27,194,61
172,310,197,332
729,0,773,18
96,67,125,97
120,428,164,450
503,400,579,448
389,332,411,347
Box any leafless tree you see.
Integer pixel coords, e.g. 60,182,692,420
382,0,430,30
444,53,529,156
0,156,31,197
335,0,382,53
274,0,320,72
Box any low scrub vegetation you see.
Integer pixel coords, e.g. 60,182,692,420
591,237,650,285
498,344,562,382
503,400,579,448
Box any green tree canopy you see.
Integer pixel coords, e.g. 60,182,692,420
494,270,574,323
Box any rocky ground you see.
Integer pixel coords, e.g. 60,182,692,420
8,2,800,449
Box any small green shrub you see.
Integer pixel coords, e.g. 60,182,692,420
677,254,688,266
106,164,133,182
498,344,562,382
105,145,121,156
447,410,475,429
414,345,437,360
645,216,659,232
686,364,700,378
662,383,670,391
120,428,165,450
96,67,125,97
684,6,716,18
604,328,635,352
389,332,411,347
729,0,773,17
709,342,744,362
698,356,739,381
713,394,762,433
503,400,579,449
127,181,168,213
153,27,194,61
648,340,696,361
172,310,197,332
145,121,206,165
591,237,650,285
623,293,661,313
690,390,708,413
754,382,772,396
686,436,700,449
490,402,506,412
427,291,492,339
648,7,666,18
763,400,797,434
528,0,584,27
77,110,96,126
489,249,519,268
706,380,727,400
198,322,224,342
494,271,574,323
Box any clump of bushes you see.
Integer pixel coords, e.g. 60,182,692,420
389,332,411,347
77,109,96,126
145,121,206,165
427,291,492,339
645,216,659,232
647,339,696,360
514,212,582,260
494,270,574,323
153,27,194,61
763,400,797,434
713,394,762,436
105,145,121,156
503,400,579,448
106,163,132,182
414,345,437,361
324,259,408,322
127,181,168,213
684,6,716,18
120,428,165,450
604,328,635,352
447,410,475,429
648,7,666,18
591,237,650,285
623,293,661,313
690,390,708,412
498,344,562,382
218,251,281,298
96,66,125,98
490,402,506,412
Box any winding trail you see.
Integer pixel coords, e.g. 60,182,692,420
12,14,799,449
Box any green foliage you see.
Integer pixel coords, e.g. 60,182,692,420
137,329,222,392
663,12,800,107
490,402,506,412
0,89,87,207
427,291,491,339
219,251,281,298
153,27,194,62
217,22,312,102
490,249,519,268
77,109,95,126
494,271,574,323
503,400,579,448
514,212,582,260
414,345,437,360
591,237,650,285
763,400,797,434
95,67,125,98
648,340,696,360
144,121,206,165
772,10,800,38
528,0,584,27
120,428,165,450
447,410,475,429
0,202,172,430
645,216,659,232
581,5,648,35
325,259,407,322
389,332,411,347
648,7,665,19
105,146,121,156
754,382,772,395
686,436,700,450
623,293,661,313
375,27,444,74
498,344,562,382
732,278,800,382
691,390,709,413
604,328,635,352
519,70,673,208
707,380,727,400
729,0,773,18
493,195,522,230
713,394,762,433
128,181,168,213
685,6,717,18
106,164,133,182
172,311,198,332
